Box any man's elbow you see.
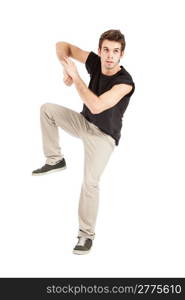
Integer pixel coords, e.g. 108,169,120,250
89,107,98,114
56,41,65,48
56,42,63,57
56,41,70,56
90,106,103,114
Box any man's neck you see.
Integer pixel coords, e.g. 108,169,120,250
101,64,121,76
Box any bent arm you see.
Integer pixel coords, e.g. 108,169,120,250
56,41,89,63
73,76,133,114
56,42,71,62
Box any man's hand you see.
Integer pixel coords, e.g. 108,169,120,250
61,56,79,81
63,68,73,86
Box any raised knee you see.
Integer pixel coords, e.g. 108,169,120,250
40,102,52,113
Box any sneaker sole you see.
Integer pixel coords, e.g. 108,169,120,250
32,166,67,176
72,249,91,255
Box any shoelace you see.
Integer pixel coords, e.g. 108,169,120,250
77,237,87,246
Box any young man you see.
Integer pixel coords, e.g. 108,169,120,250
32,29,135,255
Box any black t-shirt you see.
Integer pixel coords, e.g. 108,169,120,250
80,51,135,145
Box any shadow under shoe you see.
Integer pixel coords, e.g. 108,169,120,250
32,158,66,176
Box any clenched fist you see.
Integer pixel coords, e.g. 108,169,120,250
63,68,73,86
61,56,79,81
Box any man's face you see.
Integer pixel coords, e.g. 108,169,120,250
98,39,123,70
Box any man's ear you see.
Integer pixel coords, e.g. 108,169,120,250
120,51,124,58
98,48,101,56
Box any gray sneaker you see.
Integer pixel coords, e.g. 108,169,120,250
73,237,93,255
32,158,66,176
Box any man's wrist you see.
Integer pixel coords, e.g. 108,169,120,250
73,73,80,84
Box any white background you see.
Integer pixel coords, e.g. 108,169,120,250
0,0,184,277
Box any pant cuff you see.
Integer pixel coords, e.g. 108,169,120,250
77,229,95,240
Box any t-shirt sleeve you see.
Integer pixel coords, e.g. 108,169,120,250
113,73,135,97
85,51,100,75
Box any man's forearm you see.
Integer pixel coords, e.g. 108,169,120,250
73,75,99,114
60,55,100,113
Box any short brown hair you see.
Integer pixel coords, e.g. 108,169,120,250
99,29,126,52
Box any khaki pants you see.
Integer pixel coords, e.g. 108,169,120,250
40,103,115,240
